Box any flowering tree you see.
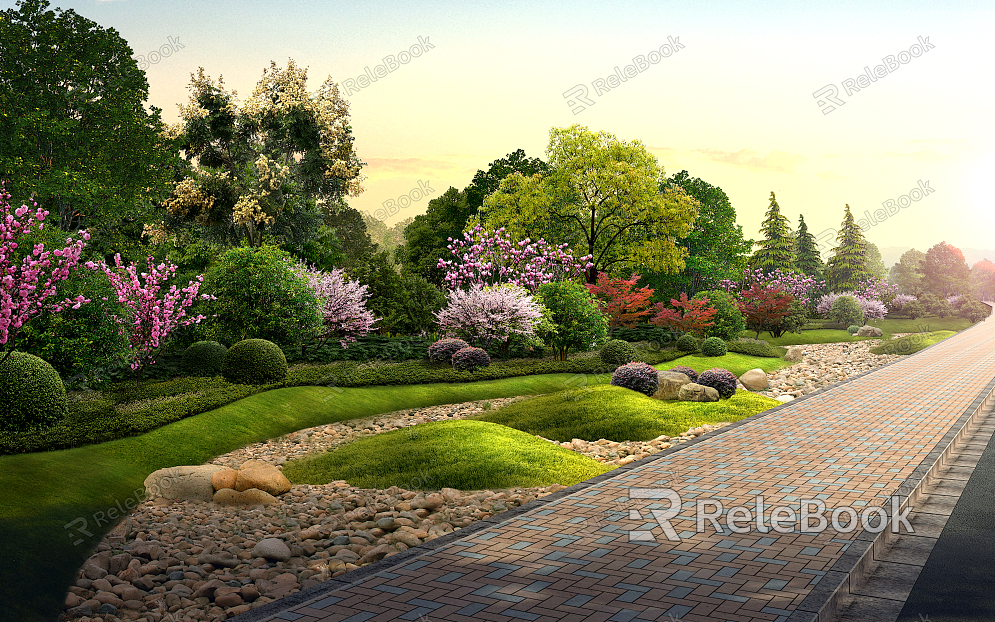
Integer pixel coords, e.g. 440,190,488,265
721,268,825,305
815,292,888,321
737,284,793,339
437,224,593,293
296,263,378,349
854,277,899,305
887,293,918,315
0,185,90,366
649,293,718,336
88,254,213,387
584,272,655,336
434,282,545,355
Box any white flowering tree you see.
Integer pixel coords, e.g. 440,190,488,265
435,283,546,356
295,263,379,350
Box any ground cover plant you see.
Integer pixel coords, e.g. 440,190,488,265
869,331,956,355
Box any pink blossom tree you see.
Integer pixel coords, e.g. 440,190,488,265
296,263,379,350
0,184,91,366
87,254,213,387
437,224,594,293
435,282,545,355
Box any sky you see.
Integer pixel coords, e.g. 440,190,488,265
10,0,995,264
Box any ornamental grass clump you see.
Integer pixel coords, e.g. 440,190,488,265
610,362,659,397
427,338,470,364
451,346,491,372
666,365,699,382
697,367,738,399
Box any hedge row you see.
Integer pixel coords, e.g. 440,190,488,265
725,340,782,358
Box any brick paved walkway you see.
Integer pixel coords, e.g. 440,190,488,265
234,314,995,622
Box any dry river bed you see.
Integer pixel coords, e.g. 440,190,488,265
61,339,903,622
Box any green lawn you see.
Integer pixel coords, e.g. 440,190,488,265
870,331,957,355
762,316,973,347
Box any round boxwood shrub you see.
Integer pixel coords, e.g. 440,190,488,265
428,338,471,364
599,339,638,366
828,295,864,327
676,333,700,353
697,367,738,399
847,325,861,335
181,340,228,377
0,351,68,432
451,346,491,371
700,337,727,357
610,361,659,397
222,339,288,385
666,365,699,382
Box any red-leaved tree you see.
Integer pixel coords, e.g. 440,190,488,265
584,272,655,336
650,293,717,336
737,284,793,338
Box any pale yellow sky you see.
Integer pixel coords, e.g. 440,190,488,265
44,0,995,257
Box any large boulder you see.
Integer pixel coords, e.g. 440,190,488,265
234,460,292,496
652,371,692,400
144,465,227,501
856,325,883,337
212,468,238,492
677,383,720,402
784,346,804,362
739,368,769,391
213,488,278,506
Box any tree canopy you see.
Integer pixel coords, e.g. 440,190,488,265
922,241,970,297
749,192,795,274
824,204,872,292
794,214,825,280
889,248,926,295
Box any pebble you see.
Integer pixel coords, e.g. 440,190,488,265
757,337,903,399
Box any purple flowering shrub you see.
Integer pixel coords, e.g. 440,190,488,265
697,367,738,399
610,362,660,397
666,365,699,382
428,338,470,364
451,346,491,371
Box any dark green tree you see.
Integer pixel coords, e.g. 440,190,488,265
922,241,970,297
824,204,872,292
534,280,609,361
750,192,795,274
347,250,446,335
794,214,825,280
890,249,926,295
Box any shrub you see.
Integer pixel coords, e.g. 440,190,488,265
960,300,990,323
697,367,738,399
847,325,861,335
697,289,746,341
0,352,69,432
934,299,954,318
221,339,288,385
676,333,700,353
828,295,864,327
666,365,698,382
534,281,609,361
181,341,228,377
451,347,491,372
700,337,727,357
904,301,926,319
599,339,638,366
765,298,809,338
726,339,780,358
610,362,659,397
427,338,471,364
918,293,943,315
886,293,917,315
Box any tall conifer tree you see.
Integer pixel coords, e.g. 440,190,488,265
824,204,873,292
794,214,825,279
750,191,795,274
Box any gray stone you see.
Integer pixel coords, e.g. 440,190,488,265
677,383,720,402
776,395,796,403
144,465,227,501
95,603,118,615
856,325,883,337
200,553,239,568
83,563,107,580
739,368,769,391
652,371,692,400
252,538,292,562
784,345,804,362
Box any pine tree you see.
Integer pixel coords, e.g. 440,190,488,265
794,214,825,280
750,191,795,274
824,204,873,292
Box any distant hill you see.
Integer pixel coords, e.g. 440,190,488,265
879,246,995,269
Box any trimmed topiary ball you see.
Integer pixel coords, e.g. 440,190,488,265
666,365,699,382
428,338,471,364
610,362,660,397
847,325,861,335
451,346,491,371
222,339,288,385
599,339,638,366
0,351,68,432
697,367,738,399
676,333,700,353
700,337,727,357
181,340,228,377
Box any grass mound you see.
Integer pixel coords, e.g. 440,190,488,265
870,331,955,355
474,384,781,442
282,419,613,490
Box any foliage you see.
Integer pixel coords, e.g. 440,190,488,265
750,192,795,273
864,242,888,280
960,300,989,323
203,245,322,348
584,272,655,336
533,280,609,361
666,365,699,382
650,292,718,336
816,291,886,321
695,289,746,341
696,367,738,399
450,346,491,372
181,341,228,377
904,300,926,319
347,249,446,336
675,333,700,353
0,0,178,260
918,293,944,316
717,268,825,306
854,277,899,305
222,338,288,385
794,214,825,280
766,298,809,338
0,351,68,432
847,325,861,335
887,294,918,315
737,284,793,339
428,338,471,364
922,241,971,298
599,339,638,366
609,361,659,397
971,258,995,301
824,204,873,292
890,249,926,296
295,263,378,349
434,283,545,355
700,337,728,357
725,339,781,358
828,295,865,327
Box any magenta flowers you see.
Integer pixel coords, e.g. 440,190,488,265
434,283,545,353
296,263,379,348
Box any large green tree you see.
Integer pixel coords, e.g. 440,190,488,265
824,204,872,292
749,192,795,273
889,248,926,295
640,171,752,301
794,214,825,280
971,259,995,301
864,242,888,280
476,125,698,284
922,241,970,297
0,0,178,261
